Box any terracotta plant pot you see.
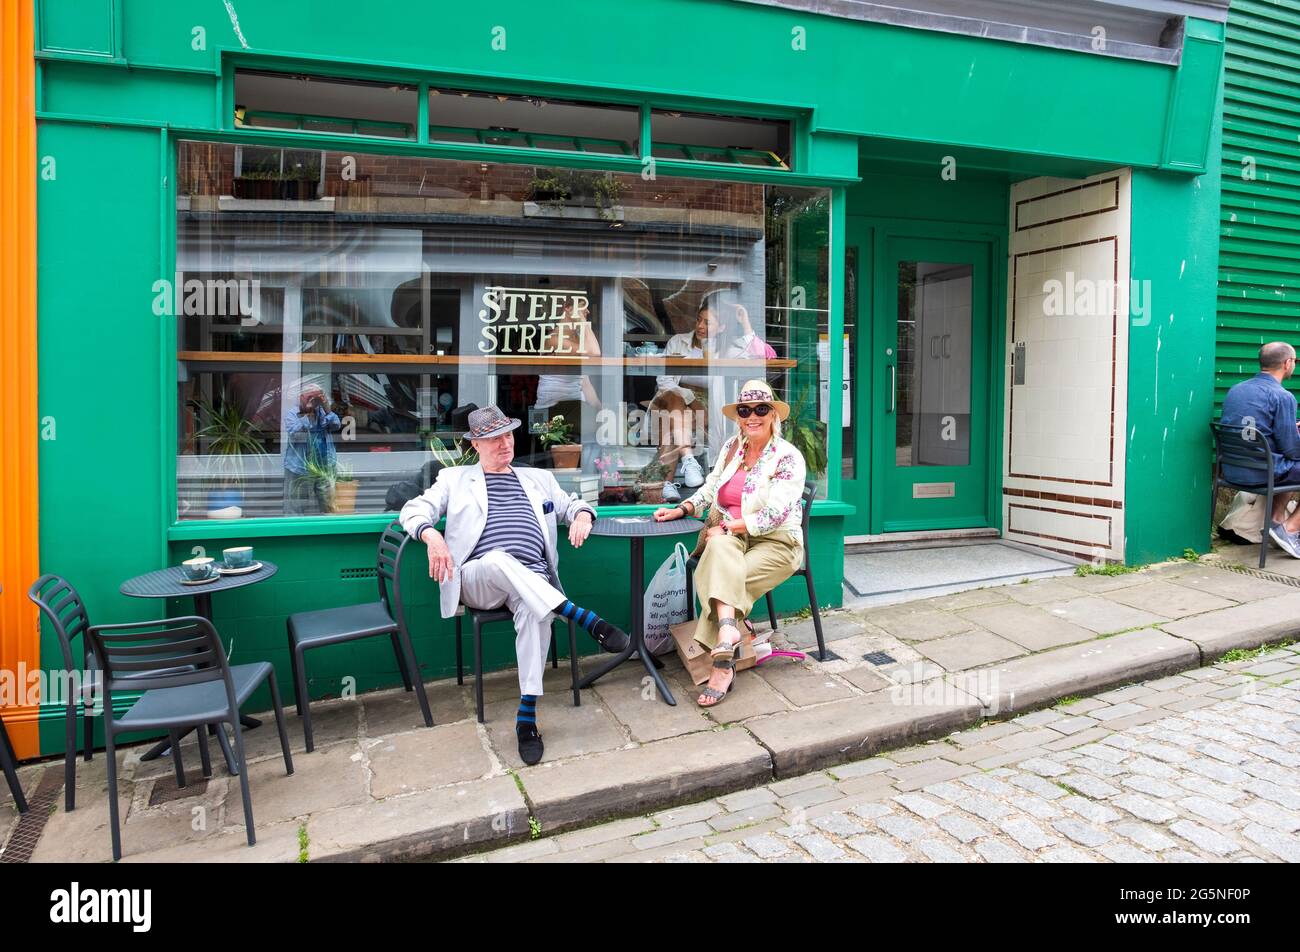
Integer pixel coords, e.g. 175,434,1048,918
638,481,665,504
330,479,358,514
550,445,582,468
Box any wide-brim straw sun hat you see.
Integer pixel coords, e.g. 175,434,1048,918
722,379,790,422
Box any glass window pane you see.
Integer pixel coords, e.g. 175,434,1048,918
651,109,790,169
235,70,418,140
176,142,829,520
428,88,638,155
895,261,972,468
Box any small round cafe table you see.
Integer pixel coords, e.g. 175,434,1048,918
579,516,702,706
119,561,278,764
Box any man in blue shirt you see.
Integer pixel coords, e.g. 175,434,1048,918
1220,341,1300,556
283,383,341,515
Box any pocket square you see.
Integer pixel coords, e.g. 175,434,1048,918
542,501,555,514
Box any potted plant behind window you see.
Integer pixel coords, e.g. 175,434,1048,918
525,168,625,222
536,414,581,469
194,398,266,517
635,457,669,505
330,460,358,513
784,386,828,482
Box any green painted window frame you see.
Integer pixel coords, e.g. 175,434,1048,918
159,62,848,539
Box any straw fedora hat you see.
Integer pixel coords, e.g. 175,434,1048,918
463,404,522,440
722,379,791,422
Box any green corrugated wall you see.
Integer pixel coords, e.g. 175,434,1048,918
1218,0,1300,404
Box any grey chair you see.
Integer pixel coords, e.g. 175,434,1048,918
287,522,432,751
86,614,293,861
1210,422,1300,568
685,481,827,661
27,573,209,810
457,581,581,725
0,717,27,814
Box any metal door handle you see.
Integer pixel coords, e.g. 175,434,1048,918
930,335,940,359
888,365,896,414
942,334,951,358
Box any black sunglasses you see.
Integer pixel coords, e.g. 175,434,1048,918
735,404,773,418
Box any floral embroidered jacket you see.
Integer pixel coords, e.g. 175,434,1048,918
684,434,807,544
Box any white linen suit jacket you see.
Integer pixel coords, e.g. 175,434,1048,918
398,464,595,618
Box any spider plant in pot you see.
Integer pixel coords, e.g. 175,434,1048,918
428,435,479,468
536,414,581,469
783,386,828,481
194,397,266,515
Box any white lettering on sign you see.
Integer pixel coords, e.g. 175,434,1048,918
478,286,590,355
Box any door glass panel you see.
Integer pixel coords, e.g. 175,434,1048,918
896,260,971,467
842,246,857,479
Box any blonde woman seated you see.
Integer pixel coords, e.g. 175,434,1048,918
652,379,806,707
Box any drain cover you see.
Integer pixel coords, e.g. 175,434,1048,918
863,651,897,665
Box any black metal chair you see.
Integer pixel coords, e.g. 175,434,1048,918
457,599,580,725
86,614,293,861
1210,422,1300,568
685,480,827,661
0,717,28,814
287,521,433,752
27,573,207,810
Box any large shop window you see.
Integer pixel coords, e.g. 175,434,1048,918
174,141,830,521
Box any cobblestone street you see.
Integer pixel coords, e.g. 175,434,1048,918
463,644,1300,862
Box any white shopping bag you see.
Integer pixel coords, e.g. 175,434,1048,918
643,542,690,656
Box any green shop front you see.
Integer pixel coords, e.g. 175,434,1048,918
20,0,1226,756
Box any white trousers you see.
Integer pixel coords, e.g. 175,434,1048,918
458,550,565,696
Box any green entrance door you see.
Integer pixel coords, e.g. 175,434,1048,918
870,234,992,533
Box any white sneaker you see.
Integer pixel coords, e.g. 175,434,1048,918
1269,524,1300,559
661,481,681,504
679,456,705,488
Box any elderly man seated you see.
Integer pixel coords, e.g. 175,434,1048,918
1220,340,1300,557
399,405,628,765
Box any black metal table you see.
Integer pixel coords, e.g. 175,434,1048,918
120,561,278,763
578,516,701,706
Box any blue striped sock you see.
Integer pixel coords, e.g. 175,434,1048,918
517,694,537,727
558,599,605,634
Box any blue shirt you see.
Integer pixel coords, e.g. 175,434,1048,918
1219,372,1300,484
283,407,341,476
468,470,548,577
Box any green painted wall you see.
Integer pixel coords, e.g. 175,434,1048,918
1125,71,1225,564
31,0,1224,753
1215,0,1300,413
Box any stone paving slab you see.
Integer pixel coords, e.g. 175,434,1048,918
743,686,982,777
308,774,529,862
968,629,1201,715
1158,592,1300,658
520,728,770,831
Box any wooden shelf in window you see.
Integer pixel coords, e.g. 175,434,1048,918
178,351,797,370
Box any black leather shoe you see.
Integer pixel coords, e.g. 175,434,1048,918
517,723,544,766
591,623,630,654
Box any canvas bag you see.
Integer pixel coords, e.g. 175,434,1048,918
643,542,691,655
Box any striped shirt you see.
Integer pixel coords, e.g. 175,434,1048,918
467,470,548,577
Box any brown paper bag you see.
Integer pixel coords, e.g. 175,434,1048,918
670,619,758,686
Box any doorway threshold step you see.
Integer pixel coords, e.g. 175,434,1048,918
840,540,1078,610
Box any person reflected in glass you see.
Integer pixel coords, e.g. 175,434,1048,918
651,379,804,708
648,291,771,502
283,383,341,515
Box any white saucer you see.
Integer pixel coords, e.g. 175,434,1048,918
216,561,263,575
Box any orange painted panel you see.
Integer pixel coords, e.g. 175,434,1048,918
0,0,41,759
